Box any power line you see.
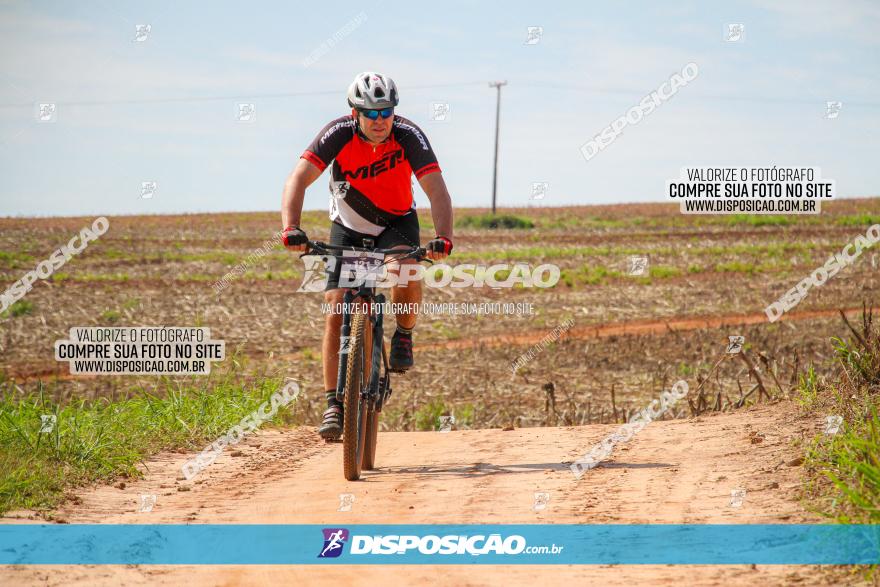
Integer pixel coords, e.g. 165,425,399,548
4,79,873,109
0,81,487,109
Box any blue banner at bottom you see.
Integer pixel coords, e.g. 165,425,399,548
1,524,878,565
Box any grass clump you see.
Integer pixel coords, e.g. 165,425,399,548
801,305,880,526
100,309,121,323
1,300,34,318
413,398,474,431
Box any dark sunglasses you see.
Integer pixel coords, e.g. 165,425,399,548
358,107,394,120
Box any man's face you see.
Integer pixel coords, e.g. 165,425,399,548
354,108,393,144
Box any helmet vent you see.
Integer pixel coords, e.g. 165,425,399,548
347,72,399,108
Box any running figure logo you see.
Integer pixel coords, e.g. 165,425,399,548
298,255,337,293
318,528,349,558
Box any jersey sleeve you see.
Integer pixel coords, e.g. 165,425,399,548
394,118,441,179
301,116,355,171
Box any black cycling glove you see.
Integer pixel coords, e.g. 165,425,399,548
282,225,308,247
427,236,453,256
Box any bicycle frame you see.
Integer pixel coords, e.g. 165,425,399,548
304,239,426,413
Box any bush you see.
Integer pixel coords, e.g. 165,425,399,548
456,214,535,230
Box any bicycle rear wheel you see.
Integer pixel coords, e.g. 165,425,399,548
342,309,373,481
362,398,379,470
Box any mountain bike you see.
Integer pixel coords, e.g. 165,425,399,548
302,239,428,481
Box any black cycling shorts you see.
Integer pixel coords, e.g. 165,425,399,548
324,210,421,291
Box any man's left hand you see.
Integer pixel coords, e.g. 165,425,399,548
426,236,453,260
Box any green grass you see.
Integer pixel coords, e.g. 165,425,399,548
1,300,34,318
801,306,880,527
0,251,35,268
93,250,280,266
242,269,300,280
677,362,694,377
559,265,622,287
448,241,821,264
122,297,140,310
722,214,796,227
715,261,754,273
0,366,301,515
819,409,880,524
534,215,630,230
456,214,535,230
648,265,681,279
713,260,788,274
556,264,680,287
430,321,461,339
796,364,820,408
77,272,131,282
100,309,122,323
413,398,474,431
834,214,880,227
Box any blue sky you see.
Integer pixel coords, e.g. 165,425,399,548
1,0,878,217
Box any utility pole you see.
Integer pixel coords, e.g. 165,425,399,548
489,80,507,215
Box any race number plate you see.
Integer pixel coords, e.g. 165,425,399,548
340,251,385,286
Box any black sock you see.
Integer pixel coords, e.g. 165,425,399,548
325,389,340,407
396,325,413,336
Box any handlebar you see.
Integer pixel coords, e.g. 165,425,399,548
300,240,430,264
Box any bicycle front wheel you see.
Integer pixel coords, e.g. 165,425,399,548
342,309,373,481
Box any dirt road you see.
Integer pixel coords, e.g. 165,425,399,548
2,399,851,586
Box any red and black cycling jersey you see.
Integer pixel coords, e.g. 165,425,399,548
301,114,441,235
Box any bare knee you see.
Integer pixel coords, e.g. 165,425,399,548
324,289,345,329
389,257,422,289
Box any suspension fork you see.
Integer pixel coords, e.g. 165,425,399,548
335,289,356,404
335,289,384,403
368,293,385,396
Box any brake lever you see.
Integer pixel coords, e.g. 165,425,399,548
403,249,433,265
298,247,325,259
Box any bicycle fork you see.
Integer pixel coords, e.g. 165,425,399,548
335,290,387,405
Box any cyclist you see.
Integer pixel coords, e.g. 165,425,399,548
281,72,454,440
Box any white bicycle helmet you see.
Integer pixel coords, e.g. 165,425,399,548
346,72,399,109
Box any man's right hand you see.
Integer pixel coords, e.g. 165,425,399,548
282,226,308,251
